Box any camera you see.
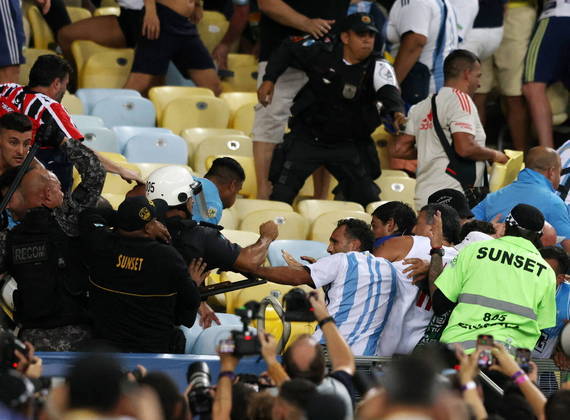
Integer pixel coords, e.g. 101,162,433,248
186,362,213,415
515,348,531,373
476,334,494,369
219,301,262,357
283,288,316,323
0,329,28,371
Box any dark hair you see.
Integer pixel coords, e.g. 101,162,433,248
247,393,275,420
0,112,33,134
28,55,73,88
279,379,317,411
459,220,496,242
67,354,124,413
282,334,326,385
337,218,374,252
372,201,416,235
545,390,570,420
139,372,185,420
205,157,245,184
444,49,480,81
540,246,570,276
382,356,439,407
420,204,461,245
231,382,255,420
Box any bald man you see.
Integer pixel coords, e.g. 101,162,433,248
472,146,570,251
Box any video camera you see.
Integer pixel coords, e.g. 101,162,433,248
219,301,262,357
283,288,316,323
0,329,28,371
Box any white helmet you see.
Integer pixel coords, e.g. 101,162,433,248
145,166,201,206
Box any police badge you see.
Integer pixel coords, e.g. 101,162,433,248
342,83,357,99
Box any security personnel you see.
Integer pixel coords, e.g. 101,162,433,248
431,204,557,352
79,196,201,354
257,12,406,207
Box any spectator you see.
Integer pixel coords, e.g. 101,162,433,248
448,0,479,46
191,156,245,225
258,13,405,207
428,188,474,224
522,0,570,148
370,200,417,249
247,393,275,420
472,146,570,252
0,113,43,175
374,203,460,356
473,0,536,152
255,218,397,356
139,372,188,420
78,196,202,353
123,0,222,96
386,0,458,105
392,49,508,210
252,0,350,199
461,0,505,61
0,371,36,419
432,204,557,352
272,379,317,420
545,390,570,420
455,219,495,250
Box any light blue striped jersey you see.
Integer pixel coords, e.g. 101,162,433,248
310,251,398,356
534,281,570,358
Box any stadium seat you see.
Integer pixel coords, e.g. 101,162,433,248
220,92,257,116
382,169,410,178
19,48,56,85
225,281,293,315
101,192,125,209
205,154,256,197
102,165,141,195
219,208,238,229
180,313,242,354
371,125,392,170
164,62,196,87
81,127,119,153
239,210,309,240
181,128,243,156
160,97,231,134
220,64,258,92
133,163,193,181
234,198,293,221
27,6,90,50
113,126,172,153
189,325,255,355
309,210,372,243
79,49,134,89
76,88,141,114
547,82,569,125
227,53,257,68
489,149,525,192
365,201,389,214
71,40,110,75
61,92,85,115
91,96,156,128
93,6,120,16
296,199,365,224
124,133,188,164
231,103,255,136
149,86,215,123
196,11,229,53
375,176,416,209
267,240,329,267
98,151,127,163
193,134,251,173
71,114,104,131
221,229,259,247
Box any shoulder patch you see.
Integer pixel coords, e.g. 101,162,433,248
208,207,218,219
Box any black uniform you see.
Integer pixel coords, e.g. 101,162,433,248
264,34,405,207
79,209,201,353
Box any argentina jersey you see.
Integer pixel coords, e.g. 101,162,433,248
534,281,570,359
310,251,398,356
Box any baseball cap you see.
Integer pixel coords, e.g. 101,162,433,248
505,204,545,233
340,13,378,34
428,188,474,219
116,196,166,232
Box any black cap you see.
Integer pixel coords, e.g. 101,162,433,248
428,188,474,219
340,13,379,34
505,204,545,233
116,196,166,232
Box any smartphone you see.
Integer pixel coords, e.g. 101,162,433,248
477,334,494,369
219,338,235,354
515,348,531,373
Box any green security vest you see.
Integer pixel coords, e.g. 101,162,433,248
437,236,557,351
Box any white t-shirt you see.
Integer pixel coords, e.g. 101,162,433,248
448,0,479,43
540,0,570,18
310,252,398,356
118,0,144,10
376,236,458,356
405,87,486,209
387,0,459,92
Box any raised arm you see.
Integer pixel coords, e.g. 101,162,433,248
233,221,279,272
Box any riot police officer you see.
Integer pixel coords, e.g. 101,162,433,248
258,13,406,207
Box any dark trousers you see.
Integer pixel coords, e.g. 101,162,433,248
269,131,380,207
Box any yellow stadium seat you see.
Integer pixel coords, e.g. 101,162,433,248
371,125,393,170
296,199,365,225
66,6,92,22
489,149,524,192
382,169,409,178
365,201,389,214
160,96,231,134
219,208,238,230
19,48,56,85
375,176,416,209
547,82,569,125
309,210,372,243
231,103,255,136
228,53,257,67
101,192,126,209
221,64,258,92
71,40,111,75
205,154,256,197
181,128,244,156
240,210,308,240
149,86,215,124
72,160,140,193
98,151,127,163
101,0,119,6
78,49,134,88
61,92,85,114
133,162,193,180
221,229,260,248
28,6,91,50
234,198,293,221
197,11,229,53
192,134,251,173
94,7,120,16
226,281,293,315
220,92,257,120
261,307,317,352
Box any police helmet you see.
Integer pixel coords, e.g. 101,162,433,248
145,166,201,206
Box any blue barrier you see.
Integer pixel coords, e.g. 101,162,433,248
38,352,270,391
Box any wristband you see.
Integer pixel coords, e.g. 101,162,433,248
318,316,335,328
510,370,525,381
460,381,476,392
514,374,529,385
218,371,236,381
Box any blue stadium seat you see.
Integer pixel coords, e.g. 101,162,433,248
165,62,196,87
189,324,256,355
179,313,242,354
76,88,141,114
112,126,172,153
123,133,188,164
91,96,157,128
71,114,104,132
267,240,329,267
81,127,119,153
